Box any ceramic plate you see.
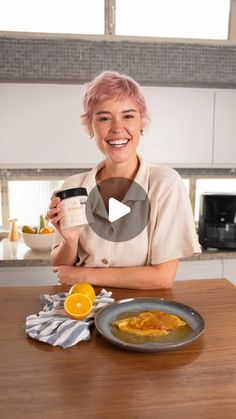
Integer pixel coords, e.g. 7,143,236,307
95,298,204,352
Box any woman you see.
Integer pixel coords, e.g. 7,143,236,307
47,71,201,289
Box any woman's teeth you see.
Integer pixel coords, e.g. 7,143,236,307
107,139,129,148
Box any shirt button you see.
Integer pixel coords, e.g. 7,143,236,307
101,258,108,265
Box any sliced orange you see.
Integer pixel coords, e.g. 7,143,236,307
64,293,92,320
69,283,96,304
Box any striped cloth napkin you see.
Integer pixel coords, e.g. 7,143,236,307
25,288,114,349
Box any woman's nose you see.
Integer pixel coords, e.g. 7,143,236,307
110,120,124,133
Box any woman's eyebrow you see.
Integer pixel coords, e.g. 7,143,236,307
122,109,137,113
95,109,137,115
95,111,111,115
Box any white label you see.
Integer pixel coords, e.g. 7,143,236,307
60,196,88,230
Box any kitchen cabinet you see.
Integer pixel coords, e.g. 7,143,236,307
1,84,215,168
0,84,102,168
139,87,214,166
214,89,236,165
0,266,58,287
0,260,234,287
176,259,223,280
222,259,236,285
1,83,236,168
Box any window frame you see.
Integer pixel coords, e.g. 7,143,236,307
1,167,236,231
0,169,80,230
0,0,232,42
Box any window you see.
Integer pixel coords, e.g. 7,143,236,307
0,0,231,40
8,179,64,227
0,0,104,34
116,0,230,39
1,170,236,232
182,178,190,194
195,178,236,221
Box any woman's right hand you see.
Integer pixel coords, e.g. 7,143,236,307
46,196,80,243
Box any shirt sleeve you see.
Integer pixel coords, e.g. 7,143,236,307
150,170,201,265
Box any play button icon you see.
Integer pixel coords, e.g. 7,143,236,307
85,177,150,242
108,198,131,222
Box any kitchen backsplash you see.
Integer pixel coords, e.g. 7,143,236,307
1,36,236,87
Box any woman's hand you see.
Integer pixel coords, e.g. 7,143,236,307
46,196,80,243
46,196,61,230
53,265,82,285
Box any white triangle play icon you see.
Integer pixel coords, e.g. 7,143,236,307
108,198,131,222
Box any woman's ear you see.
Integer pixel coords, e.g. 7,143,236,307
87,122,94,139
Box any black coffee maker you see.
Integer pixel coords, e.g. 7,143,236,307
198,193,236,249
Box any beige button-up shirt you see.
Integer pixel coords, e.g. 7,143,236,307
54,157,201,267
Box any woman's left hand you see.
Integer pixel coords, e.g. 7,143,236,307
53,265,82,285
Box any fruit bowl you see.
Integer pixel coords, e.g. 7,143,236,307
22,231,55,252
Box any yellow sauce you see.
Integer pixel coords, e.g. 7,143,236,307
111,310,191,345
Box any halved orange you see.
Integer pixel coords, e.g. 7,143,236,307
64,293,92,320
68,283,96,304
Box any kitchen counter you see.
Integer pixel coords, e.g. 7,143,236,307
0,238,236,267
0,238,53,267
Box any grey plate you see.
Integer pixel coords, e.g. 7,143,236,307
95,298,205,352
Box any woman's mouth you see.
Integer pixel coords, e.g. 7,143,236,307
107,139,130,148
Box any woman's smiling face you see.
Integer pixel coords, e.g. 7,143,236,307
90,97,143,164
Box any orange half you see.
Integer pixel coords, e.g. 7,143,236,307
64,293,92,320
68,283,96,303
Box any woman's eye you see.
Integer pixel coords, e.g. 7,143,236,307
124,114,135,119
98,116,111,122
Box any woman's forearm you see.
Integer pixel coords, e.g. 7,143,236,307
53,259,179,290
51,239,79,266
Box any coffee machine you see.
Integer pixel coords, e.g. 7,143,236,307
198,193,236,249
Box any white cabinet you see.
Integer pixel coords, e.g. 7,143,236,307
0,84,102,167
0,84,215,168
214,90,236,165
140,87,214,165
223,259,236,285
1,83,236,168
0,266,58,287
176,259,223,280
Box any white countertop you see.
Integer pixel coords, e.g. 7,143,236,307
0,238,52,266
0,238,236,267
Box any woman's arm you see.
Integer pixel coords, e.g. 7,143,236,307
51,238,79,266
53,259,179,290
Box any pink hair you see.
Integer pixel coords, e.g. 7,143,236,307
81,71,149,131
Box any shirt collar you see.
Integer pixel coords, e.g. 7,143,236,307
81,155,150,205
123,155,149,202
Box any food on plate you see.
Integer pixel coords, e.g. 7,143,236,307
112,310,186,337
69,283,96,303
64,293,92,320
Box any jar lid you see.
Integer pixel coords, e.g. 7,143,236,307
55,187,87,200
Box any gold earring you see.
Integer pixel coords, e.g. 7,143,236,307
140,129,144,136
89,133,94,139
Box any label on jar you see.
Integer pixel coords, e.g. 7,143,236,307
60,195,88,230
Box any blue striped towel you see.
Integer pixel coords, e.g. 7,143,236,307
25,288,114,349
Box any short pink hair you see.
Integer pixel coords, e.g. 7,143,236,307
81,71,149,131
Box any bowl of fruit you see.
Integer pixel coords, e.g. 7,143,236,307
21,215,55,251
